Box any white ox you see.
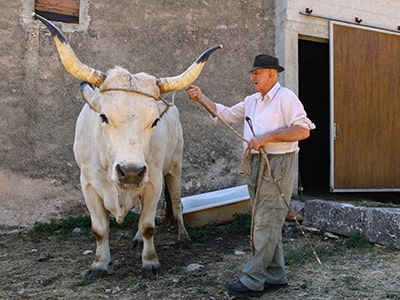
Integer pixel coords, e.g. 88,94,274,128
34,13,221,279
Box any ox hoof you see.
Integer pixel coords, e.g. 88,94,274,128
132,238,144,249
142,265,163,279
177,239,193,249
84,269,108,281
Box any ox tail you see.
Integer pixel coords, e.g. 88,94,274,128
157,45,223,94
32,12,106,88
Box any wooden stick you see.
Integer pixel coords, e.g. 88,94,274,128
249,153,265,255
270,175,322,265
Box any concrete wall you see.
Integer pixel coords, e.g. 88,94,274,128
5,0,398,227
0,0,275,228
275,0,400,95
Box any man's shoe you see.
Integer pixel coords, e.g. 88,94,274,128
225,280,264,297
263,282,288,292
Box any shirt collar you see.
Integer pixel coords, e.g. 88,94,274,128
263,82,281,101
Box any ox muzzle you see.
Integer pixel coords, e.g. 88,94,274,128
116,163,147,189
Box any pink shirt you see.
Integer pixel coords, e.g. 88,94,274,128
214,82,316,154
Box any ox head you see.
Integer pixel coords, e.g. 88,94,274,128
79,70,169,189
33,13,221,190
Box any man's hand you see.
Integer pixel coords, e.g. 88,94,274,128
185,85,217,116
186,85,202,102
247,134,270,151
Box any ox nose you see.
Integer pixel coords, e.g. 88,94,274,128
116,164,147,188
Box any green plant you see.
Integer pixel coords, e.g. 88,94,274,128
187,222,219,243
344,231,372,249
284,243,311,266
73,279,95,287
110,211,139,230
226,213,251,234
318,222,328,237
32,211,140,235
187,213,252,243
33,215,91,234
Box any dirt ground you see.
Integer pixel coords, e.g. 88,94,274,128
0,214,399,300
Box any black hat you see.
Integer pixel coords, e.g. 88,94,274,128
250,54,284,73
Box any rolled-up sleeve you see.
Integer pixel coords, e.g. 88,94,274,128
282,91,316,130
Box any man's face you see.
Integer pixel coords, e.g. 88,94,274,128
250,68,275,96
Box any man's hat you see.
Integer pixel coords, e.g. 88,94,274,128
250,54,284,73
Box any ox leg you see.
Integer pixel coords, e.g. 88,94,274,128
83,185,111,280
165,173,190,242
164,184,174,223
137,187,162,279
132,230,143,248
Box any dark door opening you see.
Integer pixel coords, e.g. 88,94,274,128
298,39,330,193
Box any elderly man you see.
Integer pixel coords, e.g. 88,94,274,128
186,54,315,297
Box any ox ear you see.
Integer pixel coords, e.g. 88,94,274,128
80,82,101,112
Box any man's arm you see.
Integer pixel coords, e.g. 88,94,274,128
247,125,310,151
186,85,217,117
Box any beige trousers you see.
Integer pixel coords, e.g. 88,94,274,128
240,152,295,291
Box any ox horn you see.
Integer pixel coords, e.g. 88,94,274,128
32,13,106,88
157,45,222,94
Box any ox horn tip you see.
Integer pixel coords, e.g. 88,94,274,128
32,12,42,22
195,44,223,64
32,11,43,22
32,12,67,44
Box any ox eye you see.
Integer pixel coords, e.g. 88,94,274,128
151,118,160,128
100,114,109,124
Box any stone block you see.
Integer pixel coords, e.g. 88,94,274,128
302,199,400,249
289,200,305,221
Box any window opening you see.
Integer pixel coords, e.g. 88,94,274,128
34,0,80,24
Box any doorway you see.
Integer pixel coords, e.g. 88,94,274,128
298,39,330,193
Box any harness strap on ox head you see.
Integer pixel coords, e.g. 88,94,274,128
99,88,173,117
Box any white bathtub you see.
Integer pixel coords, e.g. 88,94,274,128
182,184,251,227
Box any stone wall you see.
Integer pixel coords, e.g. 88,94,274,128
302,199,400,249
0,0,275,228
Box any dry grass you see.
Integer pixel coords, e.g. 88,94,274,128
0,216,399,299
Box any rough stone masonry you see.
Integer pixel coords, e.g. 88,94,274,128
301,199,400,249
